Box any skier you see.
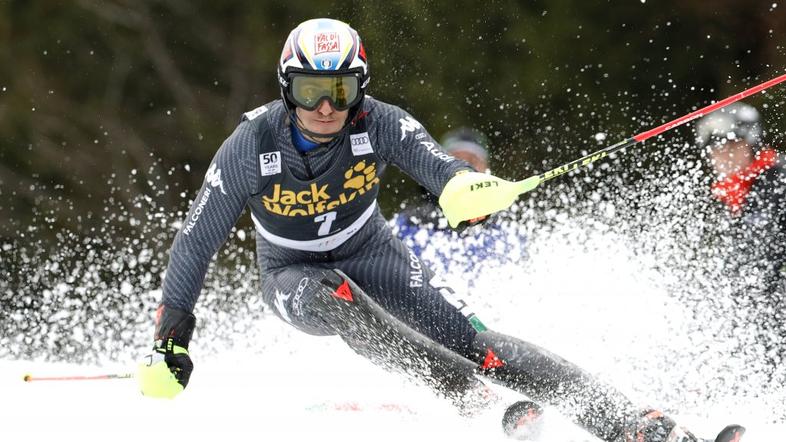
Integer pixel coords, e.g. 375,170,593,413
392,127,525,276
137,18,742,442
697,102,786,373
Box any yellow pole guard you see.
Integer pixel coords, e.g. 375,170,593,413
438,172,542,228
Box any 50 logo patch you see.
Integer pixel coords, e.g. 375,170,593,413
260,152,282,176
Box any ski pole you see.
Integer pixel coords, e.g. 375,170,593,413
511,71,786,194
440,72,786,226
23,372,134,382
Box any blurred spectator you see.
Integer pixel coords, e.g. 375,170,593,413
696,102,786,370
391,128,526,277
440,127,490,173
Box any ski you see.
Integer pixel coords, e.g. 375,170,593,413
500,400,744,442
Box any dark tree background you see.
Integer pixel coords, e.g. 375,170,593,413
1,0,786,365
0,0,784,241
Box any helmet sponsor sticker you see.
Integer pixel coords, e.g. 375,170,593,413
277,70,289,87
315,32,340,54
260,152,282,176
350,132,374,156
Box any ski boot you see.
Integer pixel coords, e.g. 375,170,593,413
623,409,745,442
502,400,544,440
710,425,745,442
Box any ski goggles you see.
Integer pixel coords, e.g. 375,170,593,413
286,73,362,111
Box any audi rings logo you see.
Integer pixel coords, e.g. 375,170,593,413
350,132,374,156
351,135,369,146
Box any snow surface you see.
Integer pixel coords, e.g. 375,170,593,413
4,218,786,442
5,120,786,441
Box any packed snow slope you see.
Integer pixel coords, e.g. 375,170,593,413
3,122,786,441
4,213,786,441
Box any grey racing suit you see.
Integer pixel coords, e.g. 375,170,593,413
161,96,479,358
158,96,658,442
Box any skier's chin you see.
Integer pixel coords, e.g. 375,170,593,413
308,121,343,135
311,115,347,134
297,107,348,136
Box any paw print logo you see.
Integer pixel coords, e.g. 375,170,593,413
343,161,379,195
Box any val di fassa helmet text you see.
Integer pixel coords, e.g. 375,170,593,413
261,161,380,217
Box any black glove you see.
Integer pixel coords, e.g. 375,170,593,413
138,305,196,398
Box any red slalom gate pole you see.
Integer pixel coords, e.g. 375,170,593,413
633,72,786,142
23,373,134,382
528,72,786,186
